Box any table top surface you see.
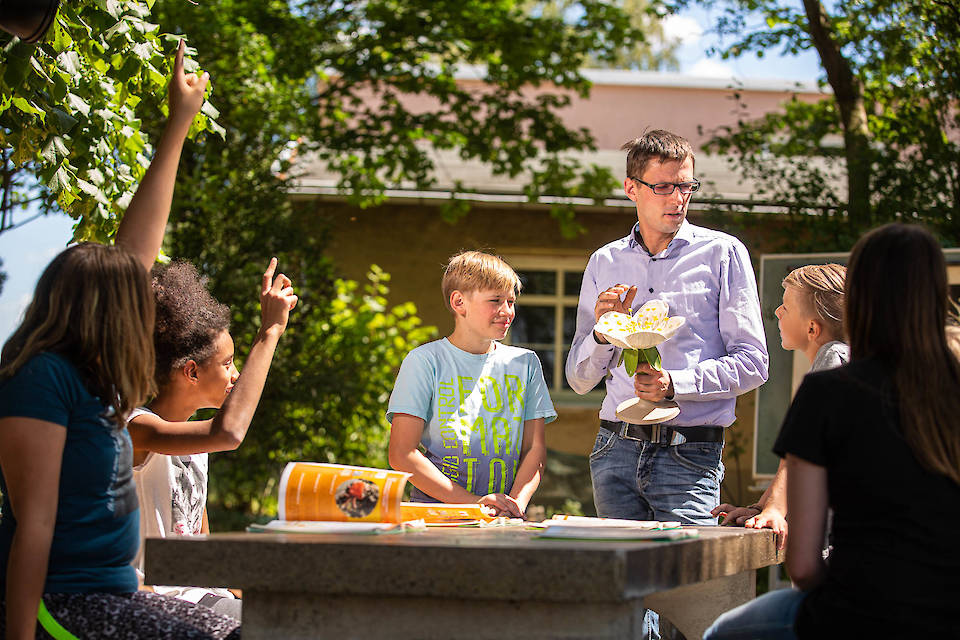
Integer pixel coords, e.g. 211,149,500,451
145,525,780,601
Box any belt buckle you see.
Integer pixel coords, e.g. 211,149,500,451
651,424,686,445
650,424,661,442
618,422,643,441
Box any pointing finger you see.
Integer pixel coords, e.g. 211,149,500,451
262,258,277,294
174,39,185,76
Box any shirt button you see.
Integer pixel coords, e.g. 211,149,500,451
648,288,654,293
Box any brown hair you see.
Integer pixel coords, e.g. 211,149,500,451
152,261,231,385
845,223,960,484
0,243,156,423
441,251,521,312
620,130,695,180
782,263,846,341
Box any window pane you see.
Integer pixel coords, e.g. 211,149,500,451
562,306,579,343
561,349,572,389
563,271,583,297
535,349,555,389
518,270,556,295
511,305,555,345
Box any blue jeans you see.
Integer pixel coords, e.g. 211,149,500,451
590,425,724,640
703,587,806,640
589,426,724,524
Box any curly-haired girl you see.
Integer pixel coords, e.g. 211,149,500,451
128,258,296,619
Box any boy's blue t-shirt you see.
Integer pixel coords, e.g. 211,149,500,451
387,338,557,499
0,352,139,595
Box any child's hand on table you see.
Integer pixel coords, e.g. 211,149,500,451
479,493,524,518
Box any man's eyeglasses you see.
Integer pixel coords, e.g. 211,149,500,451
630,177,701,196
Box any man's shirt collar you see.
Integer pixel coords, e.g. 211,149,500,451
629,220,694,257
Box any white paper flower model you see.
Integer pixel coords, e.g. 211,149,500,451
593,300,685,375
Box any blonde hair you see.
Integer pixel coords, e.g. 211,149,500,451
0,243,156,424
441,251,521,312
782,263,846,341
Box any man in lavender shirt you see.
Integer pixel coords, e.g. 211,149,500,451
565,130,769,527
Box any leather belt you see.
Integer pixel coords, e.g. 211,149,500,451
599,419,724,445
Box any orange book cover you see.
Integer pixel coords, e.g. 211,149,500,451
400,502,495,523
278,462,410,524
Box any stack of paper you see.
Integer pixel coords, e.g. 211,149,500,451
532,515,698,541
247,520,426,534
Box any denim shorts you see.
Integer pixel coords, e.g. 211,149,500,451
589,425,724,524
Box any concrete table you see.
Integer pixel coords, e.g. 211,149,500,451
145,526,781,640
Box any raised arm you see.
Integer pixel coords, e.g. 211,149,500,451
128,259,297,454
0,417,66,640
115,40,209,271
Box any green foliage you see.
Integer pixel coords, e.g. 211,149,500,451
0,0,222,242
684,0,960,245
3,0,645,240
522,0,681,70
208,267,436,516
542,498,587,519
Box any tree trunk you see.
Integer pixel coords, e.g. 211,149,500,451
802,0,873,229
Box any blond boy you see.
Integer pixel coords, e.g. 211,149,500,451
387,251,556,517
713,264,848,547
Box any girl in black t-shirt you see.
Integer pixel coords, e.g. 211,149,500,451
705,223,960,639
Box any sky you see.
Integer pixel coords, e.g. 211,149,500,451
662,5,822,82
0,5,823,348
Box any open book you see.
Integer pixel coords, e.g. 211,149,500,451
248,462,496,534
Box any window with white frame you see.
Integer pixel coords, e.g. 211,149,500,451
504,255,588,393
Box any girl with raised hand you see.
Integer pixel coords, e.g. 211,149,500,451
0,42,241,639
128,257,296,619
705,224,960,639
